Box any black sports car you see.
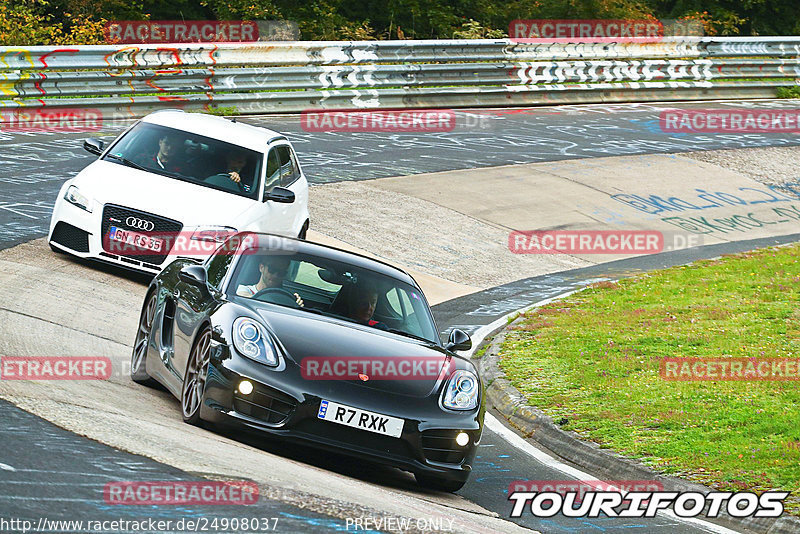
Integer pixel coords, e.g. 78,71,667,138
131,233,483,491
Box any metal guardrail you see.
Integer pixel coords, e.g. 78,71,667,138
0,37,798,119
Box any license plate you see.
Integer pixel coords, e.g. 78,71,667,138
317,400,404,438
108,226,164,252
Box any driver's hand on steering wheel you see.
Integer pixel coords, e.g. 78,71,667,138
227,171,241,183
294,293,304,307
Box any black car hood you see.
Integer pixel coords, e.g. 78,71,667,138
252,305,452,398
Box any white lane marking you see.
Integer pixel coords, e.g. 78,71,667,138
467,293,743,534
0,463,16,471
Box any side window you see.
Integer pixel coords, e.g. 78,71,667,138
276,145,300,186
206,249,233,289
263,148,281,196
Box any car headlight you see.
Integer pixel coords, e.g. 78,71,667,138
191,226,238,243
232,317,278,367
441,370,479,410
64,185,92,213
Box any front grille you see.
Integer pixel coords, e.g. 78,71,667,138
421,429,469,465
233,384,296,425
101,204,182,265
51,222,90,252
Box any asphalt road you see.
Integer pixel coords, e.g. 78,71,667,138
2,99,800,248
0,399,351,534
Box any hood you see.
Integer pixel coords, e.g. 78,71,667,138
253,305,453,398
72,160,257,228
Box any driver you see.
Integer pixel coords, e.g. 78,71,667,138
205,150,251,192
236,255,304,307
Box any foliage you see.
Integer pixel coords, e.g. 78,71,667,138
453,19,507,39
776,87,800,99
1,0,799,44
189,106,240,116
0,0,107,45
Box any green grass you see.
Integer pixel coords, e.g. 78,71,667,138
499,243,800,512
187,106,239,116
777,87,800,99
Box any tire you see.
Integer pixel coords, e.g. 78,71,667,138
131,291,158,387
298,221,309,240
414,473,466,493
181,325,212,426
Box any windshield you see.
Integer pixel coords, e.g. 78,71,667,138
228,249,439,344
102,122,262,200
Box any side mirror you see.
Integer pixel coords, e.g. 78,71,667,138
178,264,208,288
264,187,295,204
83,138,105,156
445,329,472,352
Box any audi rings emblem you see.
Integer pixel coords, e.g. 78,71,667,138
125,217,155,231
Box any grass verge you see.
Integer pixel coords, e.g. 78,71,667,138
498,243,800,513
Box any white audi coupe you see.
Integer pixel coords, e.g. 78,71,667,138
48,110,309,274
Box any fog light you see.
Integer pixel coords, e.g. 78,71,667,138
238,380,254,395
455,432,469,447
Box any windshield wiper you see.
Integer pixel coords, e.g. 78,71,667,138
387,328,436,344
104,153,148,172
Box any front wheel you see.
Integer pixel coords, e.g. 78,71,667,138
181,325,212,426
131,291,158,386
414,473,466,493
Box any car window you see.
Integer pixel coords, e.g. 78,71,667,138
263,148,281,196
101,122,262,200
276,145,300,186
206,248,234,289
386,287,428,338
228,250,438,343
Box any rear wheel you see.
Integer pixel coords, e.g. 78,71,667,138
181,325,212,426
414,473,466,493
131,291,158,386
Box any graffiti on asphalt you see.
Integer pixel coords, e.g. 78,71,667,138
662,204,800,235
611,185,800,216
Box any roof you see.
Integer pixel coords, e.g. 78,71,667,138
141,110,284,153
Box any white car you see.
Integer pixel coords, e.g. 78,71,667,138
48,110,309,273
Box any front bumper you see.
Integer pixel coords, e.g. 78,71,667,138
49,195,231,275
200,352,482,482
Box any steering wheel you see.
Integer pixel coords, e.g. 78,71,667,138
251,287,301,308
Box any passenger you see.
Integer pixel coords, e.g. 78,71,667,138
206,150,251,192
237,256,303,307
346,282,388,330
